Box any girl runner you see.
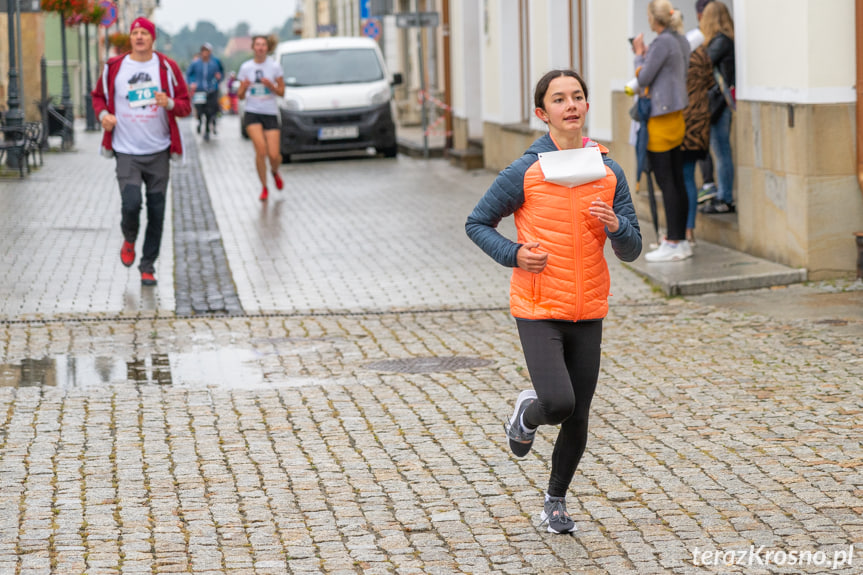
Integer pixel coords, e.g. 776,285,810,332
238,35,284,201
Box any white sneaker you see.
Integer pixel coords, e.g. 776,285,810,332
645,240,690,262
681,240,693,258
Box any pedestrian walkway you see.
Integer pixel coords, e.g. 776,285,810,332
195,117,531,315
396,123,446,158
0,122,176,320
627,235,808,296
0,116,860,574
171,122,244,316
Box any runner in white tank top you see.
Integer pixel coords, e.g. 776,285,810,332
237,35,285,201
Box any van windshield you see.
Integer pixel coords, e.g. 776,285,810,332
281,48,384,87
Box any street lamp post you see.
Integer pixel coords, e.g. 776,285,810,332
84,23,96,131
4,0,24,168
59,11,75,148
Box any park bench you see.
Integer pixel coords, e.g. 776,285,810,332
23,122,44,170
0,121,45,177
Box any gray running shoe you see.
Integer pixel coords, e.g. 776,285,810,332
697,183,717,203
504,390,537,457
540,496,577,534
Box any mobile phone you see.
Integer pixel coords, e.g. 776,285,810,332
628,37,635,46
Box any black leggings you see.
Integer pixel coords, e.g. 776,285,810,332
516,319,603,498
648,146,688,241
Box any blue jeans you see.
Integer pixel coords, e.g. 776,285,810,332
710,106,734,204
683,159,698,230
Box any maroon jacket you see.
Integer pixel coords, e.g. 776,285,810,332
91,51,191,159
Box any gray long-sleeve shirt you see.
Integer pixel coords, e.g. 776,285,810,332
635,28,690,117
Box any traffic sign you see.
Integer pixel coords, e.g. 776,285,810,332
395,12,439,28
360,0,370,20
98,0,117,27
362,18,381,41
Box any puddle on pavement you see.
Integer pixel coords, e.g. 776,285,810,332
0,348,267,389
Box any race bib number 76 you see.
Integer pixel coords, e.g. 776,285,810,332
128,81,159,108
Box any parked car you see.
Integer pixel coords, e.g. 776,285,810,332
273,37,403,161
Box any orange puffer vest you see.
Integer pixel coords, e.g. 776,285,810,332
510,143,617,321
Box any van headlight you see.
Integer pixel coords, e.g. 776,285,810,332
369,87,389,106
282,97,303,111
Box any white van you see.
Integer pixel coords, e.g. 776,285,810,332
274,37,403,161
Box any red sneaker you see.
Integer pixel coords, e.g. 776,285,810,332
141,272,157,286
272,171,283,190
260,186,269,201
121,241,135,267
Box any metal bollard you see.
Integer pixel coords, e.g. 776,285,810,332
855,233,863,279
40,56,49,150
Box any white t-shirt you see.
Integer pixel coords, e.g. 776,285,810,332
238,57,283,116
686,28,705,51
112,54,171,155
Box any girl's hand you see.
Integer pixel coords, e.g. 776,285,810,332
517,242,548,273
589,200,620,233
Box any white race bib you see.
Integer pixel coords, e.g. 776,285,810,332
128,80,158,108
538,147,606,188
249,83,271,97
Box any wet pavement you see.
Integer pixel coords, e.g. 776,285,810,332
0,117,861,574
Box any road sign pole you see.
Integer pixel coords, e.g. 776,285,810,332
415,2,427,158
395,9,440,159
98,0,117,62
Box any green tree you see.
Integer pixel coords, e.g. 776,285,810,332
193,20,227,51
277,17,299,41
232,21,251,37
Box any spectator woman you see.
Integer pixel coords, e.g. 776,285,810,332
631,0,692,262
699,1,736,214
681,28,716,244
465,69,641,534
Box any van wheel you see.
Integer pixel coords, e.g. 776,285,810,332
381,144,398,158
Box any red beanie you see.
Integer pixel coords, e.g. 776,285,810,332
130,17,156,39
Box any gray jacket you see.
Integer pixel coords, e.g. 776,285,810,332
635,29,690,117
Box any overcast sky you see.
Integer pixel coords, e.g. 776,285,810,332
153,0,298,35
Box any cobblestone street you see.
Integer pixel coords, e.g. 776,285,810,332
0,117,861,574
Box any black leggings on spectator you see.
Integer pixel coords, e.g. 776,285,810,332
516,318,602,498
648,146,688,241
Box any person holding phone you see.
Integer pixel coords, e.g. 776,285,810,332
630,0,691,262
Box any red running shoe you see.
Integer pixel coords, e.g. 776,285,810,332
260,186,269,201
141,272,157,286
272,171,283,190
121,240,135,267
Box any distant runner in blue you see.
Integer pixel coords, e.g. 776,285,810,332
186,42,224,141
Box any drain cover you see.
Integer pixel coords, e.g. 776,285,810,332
366,356,493,374
814,319,848,326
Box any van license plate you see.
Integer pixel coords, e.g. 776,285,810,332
318,126,359,140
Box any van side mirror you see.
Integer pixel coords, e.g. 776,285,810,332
392,73,403,86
